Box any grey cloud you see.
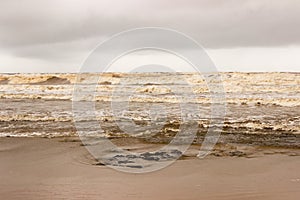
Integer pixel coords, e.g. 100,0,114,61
0,0,299,61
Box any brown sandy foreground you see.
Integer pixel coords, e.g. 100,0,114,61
0,137,299,200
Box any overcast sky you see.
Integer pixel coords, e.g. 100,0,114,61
0,0,299,72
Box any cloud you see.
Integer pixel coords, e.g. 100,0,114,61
1,0,300,48
0,0,299,72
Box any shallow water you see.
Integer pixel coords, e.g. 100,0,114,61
0,73,299,147
0,98,299,147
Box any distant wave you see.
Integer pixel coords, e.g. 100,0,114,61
33,76,71,85
0,72,299,107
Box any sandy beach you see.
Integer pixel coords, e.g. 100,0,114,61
0,137,299,200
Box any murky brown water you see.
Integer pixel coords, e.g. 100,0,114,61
0,73,299,148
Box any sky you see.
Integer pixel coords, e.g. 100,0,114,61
0,0,299,72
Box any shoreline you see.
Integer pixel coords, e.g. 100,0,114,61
0,137,299,199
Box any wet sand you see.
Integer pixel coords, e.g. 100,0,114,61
0,137,299,200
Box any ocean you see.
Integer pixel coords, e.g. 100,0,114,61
0,72,299,148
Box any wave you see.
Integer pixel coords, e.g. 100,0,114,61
33,76,71,85
0,73,299,114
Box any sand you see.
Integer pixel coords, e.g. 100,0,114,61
0,137,299,200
